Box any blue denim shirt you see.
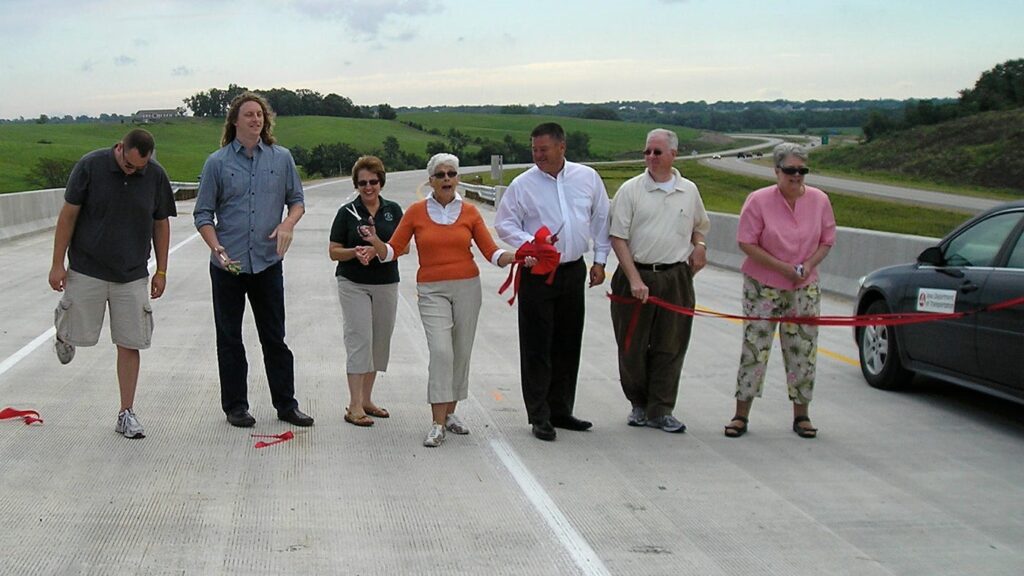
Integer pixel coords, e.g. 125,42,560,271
194,139,304,274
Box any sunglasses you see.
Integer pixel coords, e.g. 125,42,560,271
779,166,810,175
433,170,458,179
643,149,664,156
357,179,380,187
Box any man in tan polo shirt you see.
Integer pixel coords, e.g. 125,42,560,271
608,128,710,433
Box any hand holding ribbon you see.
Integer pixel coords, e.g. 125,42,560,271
499,226,562,305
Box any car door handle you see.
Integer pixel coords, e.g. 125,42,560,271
960,282,980,293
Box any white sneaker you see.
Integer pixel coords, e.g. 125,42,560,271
445,413,469,435
116,409,146,439
627,406,647,427
423,423,445,447
54,338,75,365
646,414,686,433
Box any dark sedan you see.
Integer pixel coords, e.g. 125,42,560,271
854,200,1024,401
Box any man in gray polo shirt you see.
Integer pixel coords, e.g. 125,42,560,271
608,128,710,433
49,128,176,439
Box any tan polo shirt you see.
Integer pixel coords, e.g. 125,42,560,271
609,167,710,265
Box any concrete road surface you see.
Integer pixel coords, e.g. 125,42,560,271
1,170,1022,575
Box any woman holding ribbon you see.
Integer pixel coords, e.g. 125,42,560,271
329,156,404,427
724,142,835,439
359,153,532,447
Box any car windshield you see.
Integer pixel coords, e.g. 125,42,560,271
943,211,1023,267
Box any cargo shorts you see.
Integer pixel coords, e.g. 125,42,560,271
54,270,154,350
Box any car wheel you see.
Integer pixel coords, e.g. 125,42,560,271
858,300,912,390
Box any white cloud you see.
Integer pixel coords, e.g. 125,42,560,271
114,55,136,66
171,66,194,76
288,0,437,35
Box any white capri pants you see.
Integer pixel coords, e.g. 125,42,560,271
417,277,482,404
337,277,399,374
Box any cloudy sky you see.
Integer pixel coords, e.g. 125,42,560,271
1,0,1022,119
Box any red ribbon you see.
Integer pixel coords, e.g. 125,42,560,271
0,407,43,425
251,430,294,449
499,226,562,305
608,293,1024,353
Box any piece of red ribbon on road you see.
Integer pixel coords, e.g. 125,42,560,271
499,226,562,305
0,407,43,425
251,430,294,449
607,293,1024,353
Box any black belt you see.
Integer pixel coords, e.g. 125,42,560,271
559,257,584,268
634,261,682,272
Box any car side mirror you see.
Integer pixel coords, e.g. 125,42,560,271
917,246,945,266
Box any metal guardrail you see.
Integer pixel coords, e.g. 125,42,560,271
457,182,496,202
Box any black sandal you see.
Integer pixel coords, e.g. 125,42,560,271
724,415,748,438
792,415,817,438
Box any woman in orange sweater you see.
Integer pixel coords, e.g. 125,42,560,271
360,153,533,447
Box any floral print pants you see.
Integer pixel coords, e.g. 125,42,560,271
735,275,820,404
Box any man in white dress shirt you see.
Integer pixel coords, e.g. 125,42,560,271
495,122,611,441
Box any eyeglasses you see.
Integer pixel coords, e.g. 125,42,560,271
357,179,380,187
432,170,458,179
643,149,664,156
779,166,810,175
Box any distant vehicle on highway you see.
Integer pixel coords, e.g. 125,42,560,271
712,154,721,160
854,200,1024,402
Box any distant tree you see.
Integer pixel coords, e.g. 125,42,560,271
500,104,531,115
472,139,508,165
503,134,532,163
28,157,76,188
425,140,448,156
382,136,401,163
862,110,896,142
959,58,1024,112
565,131,592,160
445,128,470,157
36,114,49,124
377,103,397,120
305,142,360,178
580,106,620,121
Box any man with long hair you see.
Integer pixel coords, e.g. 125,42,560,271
194,92,314,428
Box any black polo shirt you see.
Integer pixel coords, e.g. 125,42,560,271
329,195,403,285
66,147,176,283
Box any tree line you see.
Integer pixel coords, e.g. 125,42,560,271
863,58,1024,141
183,84,396,120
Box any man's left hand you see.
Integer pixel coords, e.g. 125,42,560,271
589,263,605,287
270,221,295,257
151,273,166,299
689,244,707,274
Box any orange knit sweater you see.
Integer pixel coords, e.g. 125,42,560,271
388,201,502,283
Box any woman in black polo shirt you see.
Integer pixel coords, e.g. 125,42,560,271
329,156,404,427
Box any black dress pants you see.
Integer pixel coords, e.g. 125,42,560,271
517,258,586,424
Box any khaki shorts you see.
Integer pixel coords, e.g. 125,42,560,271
54,270,154,350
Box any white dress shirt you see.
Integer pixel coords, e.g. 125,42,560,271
494,161,611,264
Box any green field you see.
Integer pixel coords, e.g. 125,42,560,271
398,112,737,159
469,160,969,239
0,115,743,193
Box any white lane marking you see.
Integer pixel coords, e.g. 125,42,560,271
0,233,200,379
490,438,612,576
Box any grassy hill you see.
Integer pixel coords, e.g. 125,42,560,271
0,115,740,193
399,112,719,159
812,108,1024,195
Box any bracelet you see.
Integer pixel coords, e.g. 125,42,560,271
156,270,167,277
695,240,707,247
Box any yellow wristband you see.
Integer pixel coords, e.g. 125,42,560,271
156,270,167,277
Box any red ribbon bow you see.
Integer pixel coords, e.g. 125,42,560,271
499,226,562,305
0,407,43,425
251,430,294,449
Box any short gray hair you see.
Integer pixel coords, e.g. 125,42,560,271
647,128,678,152
773,142,808,167
427,153,459,177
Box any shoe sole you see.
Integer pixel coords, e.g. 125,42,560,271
627,420,647,427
